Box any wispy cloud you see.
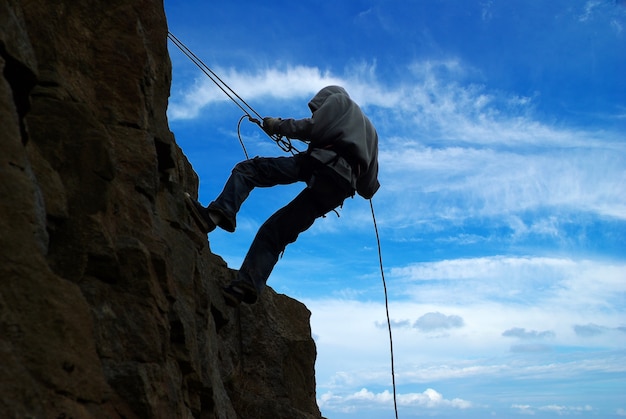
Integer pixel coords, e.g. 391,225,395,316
513,403,594,415
318,387,472,413
168,65,343,120
168,61,403,120
389,256,626,311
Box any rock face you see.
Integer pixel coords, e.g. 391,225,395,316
0,1,321,418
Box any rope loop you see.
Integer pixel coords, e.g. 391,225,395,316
237,114,300,158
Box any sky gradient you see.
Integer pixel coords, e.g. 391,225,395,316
164,1,626,417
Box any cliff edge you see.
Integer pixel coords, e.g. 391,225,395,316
0,1,321,418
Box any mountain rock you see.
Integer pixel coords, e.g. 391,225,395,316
0,1,321,417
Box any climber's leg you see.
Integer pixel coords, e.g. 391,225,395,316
208,155,304,232
225,165,353,304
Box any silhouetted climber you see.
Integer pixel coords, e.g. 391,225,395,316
186,86,379,306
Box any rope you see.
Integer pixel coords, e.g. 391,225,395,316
370,199,399,419
236,115,250,160
167,31,300,155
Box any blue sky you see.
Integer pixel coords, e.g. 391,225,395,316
164,1,626,417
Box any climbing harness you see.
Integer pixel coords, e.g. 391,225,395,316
168,30,398,418
167,31,300,158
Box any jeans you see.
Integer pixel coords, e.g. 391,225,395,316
208,154,353,297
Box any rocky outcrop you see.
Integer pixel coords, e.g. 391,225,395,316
0,1,321,418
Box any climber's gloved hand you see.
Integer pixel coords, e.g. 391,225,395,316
262,117,281,135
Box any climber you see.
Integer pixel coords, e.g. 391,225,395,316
186,85,380,306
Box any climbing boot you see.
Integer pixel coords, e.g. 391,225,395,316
222,283,258,306
184,193,216,234
207,203,236,233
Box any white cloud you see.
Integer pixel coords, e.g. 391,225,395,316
541,404,593,413
377,140,626,224
514,403,595,415
389,256,626,316
389,255,574,282
168,65,343,120
511,404,535,415
580,1,603,22
388,354,626,384
318,387,472,413
168,61,405,120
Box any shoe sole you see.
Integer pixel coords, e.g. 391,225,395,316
184,193,212,233
222,283,258,306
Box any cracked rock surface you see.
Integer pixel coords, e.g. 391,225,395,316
0,1,321,418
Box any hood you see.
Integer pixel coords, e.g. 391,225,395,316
308,85,350,112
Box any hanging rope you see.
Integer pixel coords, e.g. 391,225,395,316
370,199,399,419
236,115,250,160
167,31,300,155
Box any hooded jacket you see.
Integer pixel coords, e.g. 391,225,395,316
272,86,380,199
